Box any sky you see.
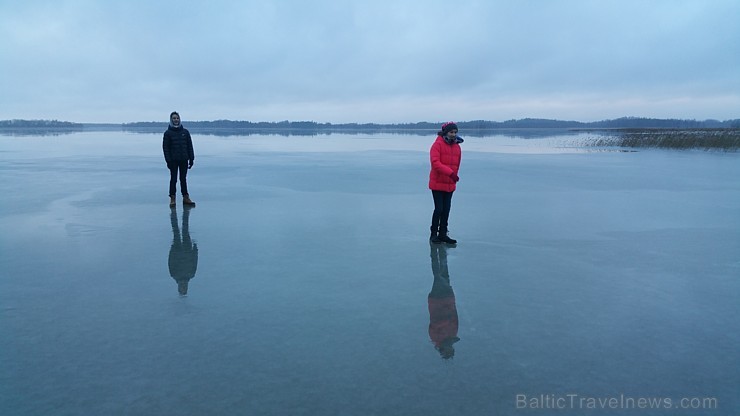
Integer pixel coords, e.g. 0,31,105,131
1,0,739,124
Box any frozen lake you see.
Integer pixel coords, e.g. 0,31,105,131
1,131,738,415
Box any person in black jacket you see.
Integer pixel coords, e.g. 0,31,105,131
163,111,196,207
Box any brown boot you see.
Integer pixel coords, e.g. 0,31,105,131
183,195,196,207
169,196,176,207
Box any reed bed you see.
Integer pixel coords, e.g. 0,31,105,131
588,129,740,151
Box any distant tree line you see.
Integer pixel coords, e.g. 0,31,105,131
0,119,84,136
0,119,83,128
3,117,739,131
122,117,740,130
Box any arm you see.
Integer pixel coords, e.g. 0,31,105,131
186,131,195,168
162,132,172,164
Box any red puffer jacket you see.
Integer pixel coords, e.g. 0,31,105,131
428,135,462,192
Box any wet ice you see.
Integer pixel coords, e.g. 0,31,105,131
1,132,738,415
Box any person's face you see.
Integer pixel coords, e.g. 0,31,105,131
446,129,458,139
171,114,181,126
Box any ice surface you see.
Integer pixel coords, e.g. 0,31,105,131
1,132,739,415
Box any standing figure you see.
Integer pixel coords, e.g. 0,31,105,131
163,111,196,207
429,122,462,244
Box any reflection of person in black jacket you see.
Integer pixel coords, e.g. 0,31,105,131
428,243,460,359
169,206,198,296
163,111,196,208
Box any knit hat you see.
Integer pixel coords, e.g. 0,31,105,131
441,122,458,135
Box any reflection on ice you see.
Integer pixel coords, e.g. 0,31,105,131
168,206,198,296
428,243,460,359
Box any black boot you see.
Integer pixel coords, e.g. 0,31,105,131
438,228,457,245
430,226,442,244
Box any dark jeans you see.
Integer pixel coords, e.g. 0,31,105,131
431,190,453,233
168,161,189,197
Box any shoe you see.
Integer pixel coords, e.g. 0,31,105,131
438,231,457,244
169,196,176,207
183,195,196,207
430,233,442,244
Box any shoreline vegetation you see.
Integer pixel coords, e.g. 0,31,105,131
1,118,739,151
583,128,740,151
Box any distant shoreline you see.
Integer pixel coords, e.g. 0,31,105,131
1,123,738,151
2,117,740,151
2,116,739,130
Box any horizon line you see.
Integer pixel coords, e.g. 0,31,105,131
2,115,739,125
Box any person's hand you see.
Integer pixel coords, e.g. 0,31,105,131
166,161,172,169
450,173,460,182
188,160,194,169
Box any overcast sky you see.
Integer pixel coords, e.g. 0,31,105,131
1,0,739,123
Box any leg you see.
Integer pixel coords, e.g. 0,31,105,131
439,192,457,244
177,161,189,196
178,161,196,206
169,163,179,197
439,191,453,233
431,191,446,242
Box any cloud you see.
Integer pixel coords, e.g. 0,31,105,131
1,0,739,123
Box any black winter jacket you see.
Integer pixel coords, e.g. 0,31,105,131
163,125,195,163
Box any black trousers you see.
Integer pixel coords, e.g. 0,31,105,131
431,190,453,233
168,161,189,197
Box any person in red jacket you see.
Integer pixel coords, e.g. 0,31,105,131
429,122,463,244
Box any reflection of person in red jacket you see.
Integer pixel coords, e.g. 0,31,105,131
429,122,463,244
428,243,460,359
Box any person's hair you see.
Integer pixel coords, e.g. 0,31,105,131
170,111,180,119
